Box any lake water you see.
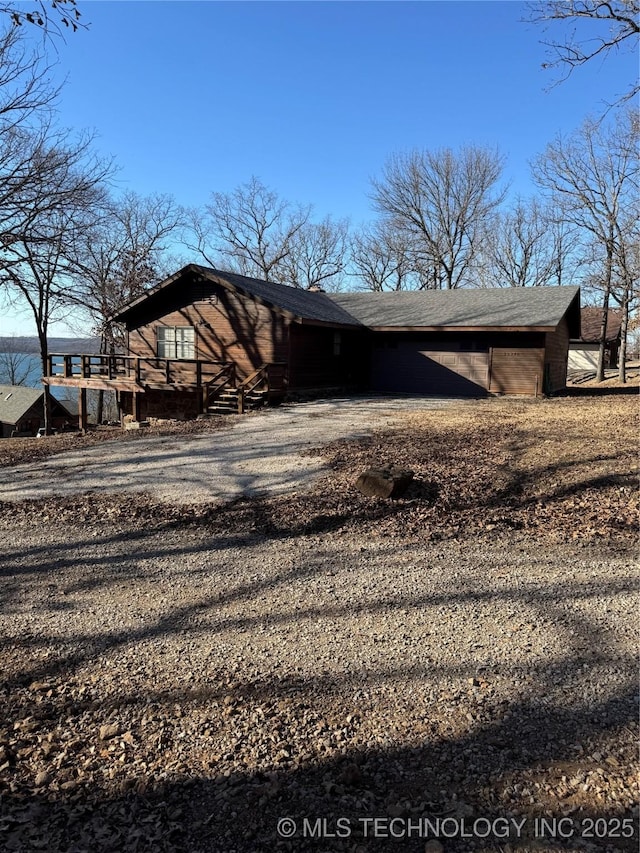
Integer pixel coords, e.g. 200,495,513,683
0,353,74,401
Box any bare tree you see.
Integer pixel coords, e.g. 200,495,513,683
68,191,186,350
279,216,348,291
479,197,581,288
0,345,33,384
1,129,111,431
532,109,639,381
607,214,638,381
371,146,506,289
350,221,418,291
64,191,185,421
189,176,311,282
526,1,640,106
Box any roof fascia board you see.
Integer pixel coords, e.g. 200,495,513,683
368,325,557,333
295,318,363,330
111,264,204,322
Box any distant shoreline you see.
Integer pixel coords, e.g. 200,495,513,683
0,337,100,354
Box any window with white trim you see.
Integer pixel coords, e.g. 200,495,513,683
157,326,195,359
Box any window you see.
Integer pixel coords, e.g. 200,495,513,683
333,332,342,357
157,326,195,359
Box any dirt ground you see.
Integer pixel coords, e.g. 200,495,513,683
0,392,638,853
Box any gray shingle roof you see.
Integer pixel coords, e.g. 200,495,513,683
0,385,43,424
113,264,580,331
329,287,580,329
0,386,75,425
208,268,362,326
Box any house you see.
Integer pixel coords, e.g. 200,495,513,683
568,307,622,372
41,265,581,426
0,385,76,437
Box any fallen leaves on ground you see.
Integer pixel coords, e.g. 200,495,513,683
1,395,636,546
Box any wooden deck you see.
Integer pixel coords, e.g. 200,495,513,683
43,353,234,393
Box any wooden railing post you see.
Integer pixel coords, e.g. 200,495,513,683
78,387,88,433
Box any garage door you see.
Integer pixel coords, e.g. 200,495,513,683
372,343,489,395
489,348,544,395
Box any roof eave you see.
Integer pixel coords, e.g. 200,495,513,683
368,325,557,333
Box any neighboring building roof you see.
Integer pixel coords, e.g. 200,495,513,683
574,307,622,344
112,264,581,334
0,385,43,424
0,385,75,425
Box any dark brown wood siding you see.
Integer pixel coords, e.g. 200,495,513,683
125,278,288,381
489,348,545,395
544,317,570,393
288,324,369,390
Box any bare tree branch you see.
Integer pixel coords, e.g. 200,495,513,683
526,1,640,105
371,146,506,289
532,108,639,380
1,0,85,37
280,216,349,291
189,177,311,283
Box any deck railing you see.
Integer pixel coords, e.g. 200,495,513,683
45,353,232,388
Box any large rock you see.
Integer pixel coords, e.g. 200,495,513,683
355,466,414,499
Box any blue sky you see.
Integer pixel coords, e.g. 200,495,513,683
2,0,637,335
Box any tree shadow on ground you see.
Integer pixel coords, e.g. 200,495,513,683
0,523,637,852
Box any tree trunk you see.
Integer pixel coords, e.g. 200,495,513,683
355,466,414,499
596,243,613,383
96,334,107,425
38,335,52,434
618,287,629,384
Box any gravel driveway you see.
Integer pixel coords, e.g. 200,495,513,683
0,397,460,504
0,395,637,852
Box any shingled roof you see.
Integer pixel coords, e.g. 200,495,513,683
330,287,580,331
113,265,362,327
576,307,622,343
0,386,74,426
112,264,580,333
0,385,44,425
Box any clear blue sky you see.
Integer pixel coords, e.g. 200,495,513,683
2,0,636,335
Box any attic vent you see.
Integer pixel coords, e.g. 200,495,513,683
193,282,218,303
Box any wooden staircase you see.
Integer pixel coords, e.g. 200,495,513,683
206,388,267,415
204,363,287,415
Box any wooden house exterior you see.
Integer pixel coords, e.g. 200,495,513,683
568,307,621,372
41,265,581,426
0,385,76,437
